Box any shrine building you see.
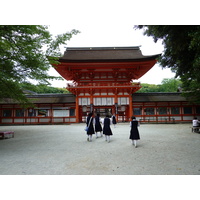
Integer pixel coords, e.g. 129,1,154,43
54,46,160,122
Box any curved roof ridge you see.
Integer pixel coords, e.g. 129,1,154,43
60,46,160,61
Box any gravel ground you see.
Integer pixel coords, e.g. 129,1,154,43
0,123,199,175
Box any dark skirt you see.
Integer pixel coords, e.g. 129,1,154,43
103,117,113,136
86,117,95,135
95,116,102,132
129,120,140,140
112,116,117,124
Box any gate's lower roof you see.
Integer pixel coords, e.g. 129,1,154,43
0,93,190,104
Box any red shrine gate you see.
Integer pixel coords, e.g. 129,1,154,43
54,47,160,122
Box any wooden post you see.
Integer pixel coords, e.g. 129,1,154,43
114,94,118,121
129,95,133,121
90,89,93,113
75,96,79,123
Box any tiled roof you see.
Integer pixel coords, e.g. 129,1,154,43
133,93,186,102
0,93,190,105
59,46,160,61
0,94,76,104
27,94,76,104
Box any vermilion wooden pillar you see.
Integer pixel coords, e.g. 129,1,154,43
75,96,79,123
114,94,118,121
129,95,133,121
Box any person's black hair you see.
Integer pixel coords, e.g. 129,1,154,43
88,112,93,117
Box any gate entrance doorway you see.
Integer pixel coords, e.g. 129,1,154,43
79,105,129,123
94,106,113,118
79,106,114,122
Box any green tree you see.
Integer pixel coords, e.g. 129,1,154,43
137,83,160,92
135,25,200,103
20,83,69,94
159,78,182,92
137,78,182,93
0,25,79,106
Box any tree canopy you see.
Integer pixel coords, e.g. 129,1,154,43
137,78,182,93
20,83,69,94
135,25,200,103
0,25,80,106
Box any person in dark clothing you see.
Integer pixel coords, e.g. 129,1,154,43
86,113,95,141
103,115,113,143
129,116,140,148
95,113,103,138
111,114,117,128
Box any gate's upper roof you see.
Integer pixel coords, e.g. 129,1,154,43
59,46,160,61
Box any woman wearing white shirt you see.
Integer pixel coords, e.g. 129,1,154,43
192,117,200,132
192,117,200,127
